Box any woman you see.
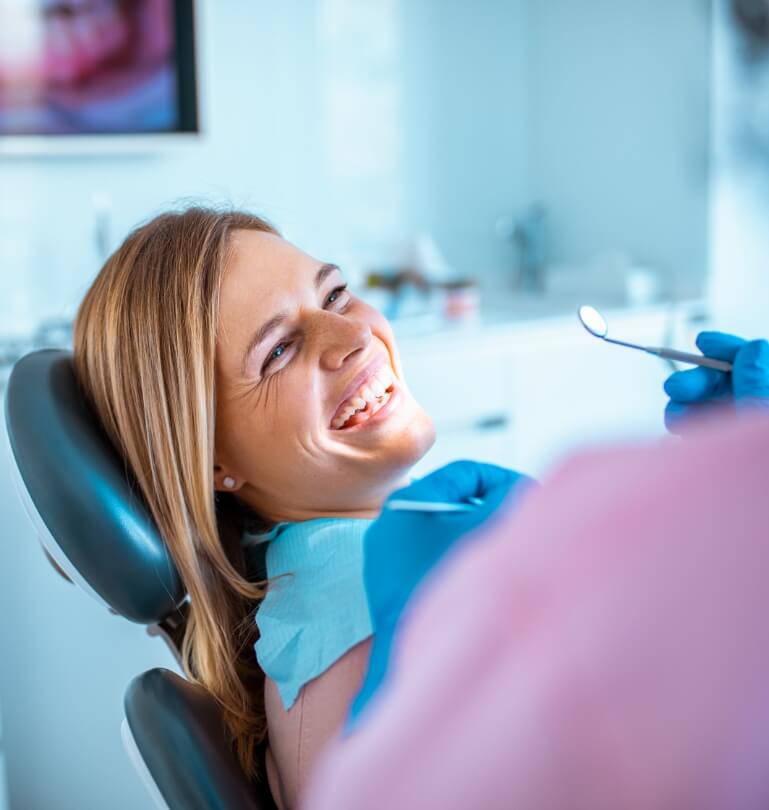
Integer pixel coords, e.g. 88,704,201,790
73,206,439,807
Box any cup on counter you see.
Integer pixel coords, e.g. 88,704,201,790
442,279,481,322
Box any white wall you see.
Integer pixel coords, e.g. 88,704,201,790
0,0,713,338
528,0,711,296
0,0,532,340
398,0,530,278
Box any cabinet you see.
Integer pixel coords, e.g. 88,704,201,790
401,334,516,475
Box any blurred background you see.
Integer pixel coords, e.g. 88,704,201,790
0,0,767,807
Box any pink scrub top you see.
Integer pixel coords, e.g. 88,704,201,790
303,410,769,810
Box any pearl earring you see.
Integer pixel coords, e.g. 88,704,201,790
223,476,236,490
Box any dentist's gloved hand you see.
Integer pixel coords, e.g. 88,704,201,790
664,331,769,434
348,460,535,728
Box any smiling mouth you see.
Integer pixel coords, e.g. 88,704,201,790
331,365,395,430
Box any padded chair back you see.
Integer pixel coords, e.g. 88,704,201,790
5,349,275,809
5,349,184,622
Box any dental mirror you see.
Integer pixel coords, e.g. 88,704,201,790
578,305,608,339
578,305,733,372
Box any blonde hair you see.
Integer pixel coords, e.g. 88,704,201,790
74,206,278,778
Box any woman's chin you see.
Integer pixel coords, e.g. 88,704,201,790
410,409,437,459
381,407,436,468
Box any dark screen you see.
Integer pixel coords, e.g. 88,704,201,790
0,0,198,136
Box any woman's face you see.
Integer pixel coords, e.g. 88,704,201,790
214,229,436,523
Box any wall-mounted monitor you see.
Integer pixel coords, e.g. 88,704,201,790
0,0,200,154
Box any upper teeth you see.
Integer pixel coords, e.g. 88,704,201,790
332,366,394,429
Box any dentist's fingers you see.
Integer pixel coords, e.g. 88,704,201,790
734,339,769,402
664,366,729,403
695,331,746,362
664,400,706,434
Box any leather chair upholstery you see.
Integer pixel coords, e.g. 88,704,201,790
124,668,273,810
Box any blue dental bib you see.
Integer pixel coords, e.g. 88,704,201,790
243,517,373,710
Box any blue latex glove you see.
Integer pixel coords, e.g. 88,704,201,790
348,460,535,729
664,332,769,434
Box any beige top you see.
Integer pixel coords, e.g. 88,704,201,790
264,639,372,809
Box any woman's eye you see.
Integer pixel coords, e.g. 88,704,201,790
325,284,350,308
262,341,291,374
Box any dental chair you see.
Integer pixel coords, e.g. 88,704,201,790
4,349,277,810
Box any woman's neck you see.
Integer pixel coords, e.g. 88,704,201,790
251,474,412,525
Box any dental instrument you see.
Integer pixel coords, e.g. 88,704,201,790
578,305,733,372
385,497,484,513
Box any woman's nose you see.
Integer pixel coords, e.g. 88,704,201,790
318,312,373,370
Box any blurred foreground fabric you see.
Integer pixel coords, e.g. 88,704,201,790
304,409,769,810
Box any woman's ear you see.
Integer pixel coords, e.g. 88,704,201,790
214,464,244,493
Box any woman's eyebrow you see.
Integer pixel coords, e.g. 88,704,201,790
315,262,340,287
242,313,287,374
241,263,341,373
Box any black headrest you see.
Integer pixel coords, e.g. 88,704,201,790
4,349,185,624
124,668,274,810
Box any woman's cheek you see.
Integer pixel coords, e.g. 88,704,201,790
280,368,323,430
363,303,404,378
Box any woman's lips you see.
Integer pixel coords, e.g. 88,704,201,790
329,357,390,427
